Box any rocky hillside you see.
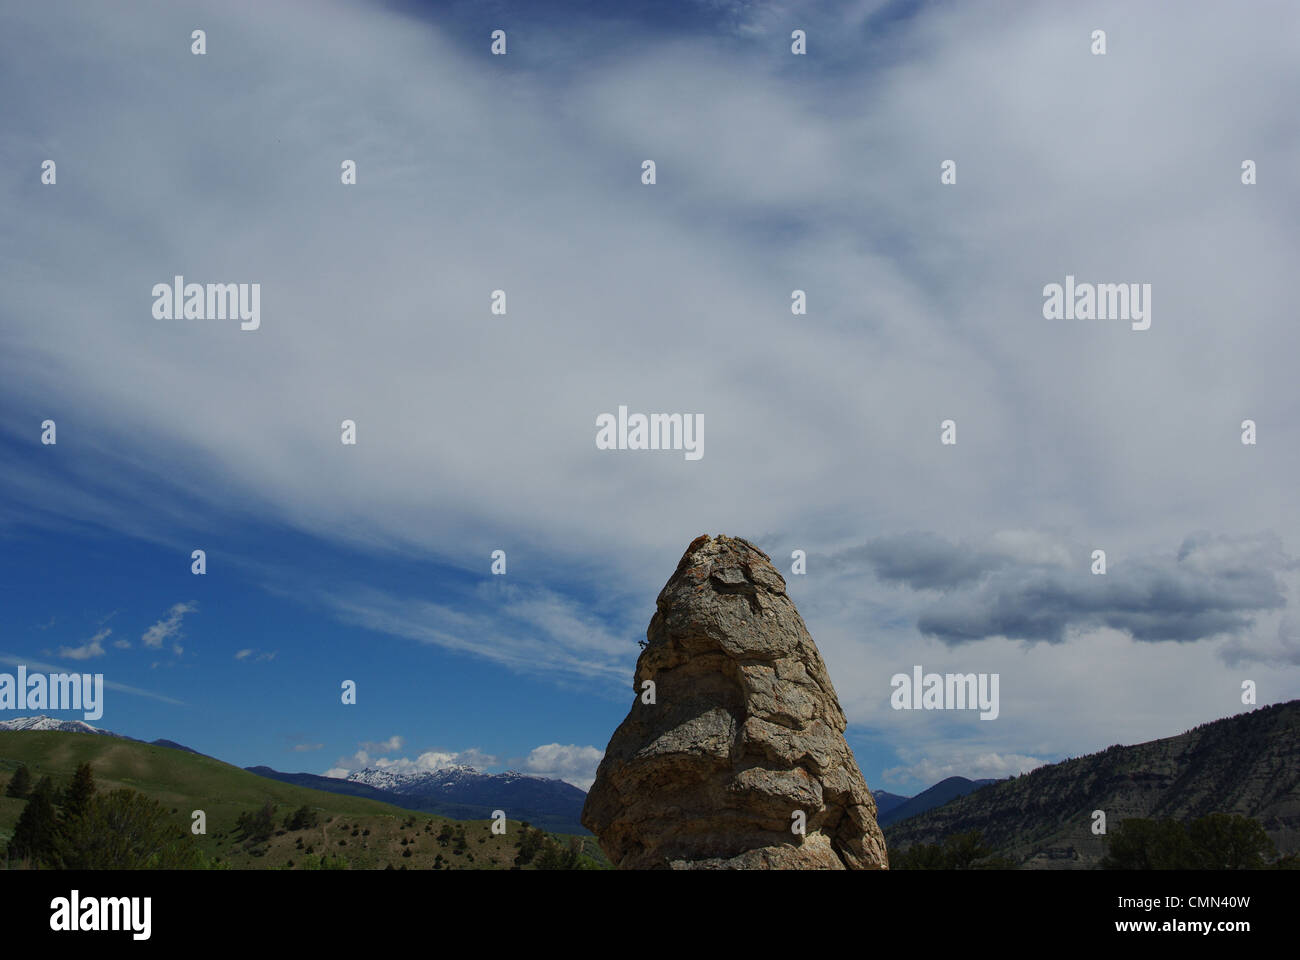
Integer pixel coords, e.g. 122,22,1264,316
885,700,1300,868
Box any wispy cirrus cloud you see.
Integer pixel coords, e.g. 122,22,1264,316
315,582,633,685
0,652,185,706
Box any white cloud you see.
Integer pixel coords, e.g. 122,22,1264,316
522,743,603,791
882,752,1045,790
58,628,111,661
324,742,500,779
292,743,324,752
142,602,196,649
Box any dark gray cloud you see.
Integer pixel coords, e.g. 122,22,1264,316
854,532,1292,645
831,532,1011,589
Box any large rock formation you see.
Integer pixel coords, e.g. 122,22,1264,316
583,534,889,869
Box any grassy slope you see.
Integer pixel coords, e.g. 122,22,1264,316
0,732,608,869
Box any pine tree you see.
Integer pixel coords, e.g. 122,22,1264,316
63,762,96,821
5,764,32,799
56,788,199,868
236,800,277,841
284,804,319,831
8,776,59,865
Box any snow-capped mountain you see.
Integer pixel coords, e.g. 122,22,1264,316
0,715,120,737
345,765,550,795
239,764,590,834
355,765,583,822
247,763,589,833
346,764,480,793
0,715,205,755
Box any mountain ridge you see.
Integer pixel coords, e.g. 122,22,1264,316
251,764,589,834
884,701,1300,868
877,776,998,827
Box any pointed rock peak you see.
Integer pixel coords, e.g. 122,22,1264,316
666,534,783,594
583,535,888,870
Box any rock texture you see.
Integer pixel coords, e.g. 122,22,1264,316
583,534,889,869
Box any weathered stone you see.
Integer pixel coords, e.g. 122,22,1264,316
583,534,889,869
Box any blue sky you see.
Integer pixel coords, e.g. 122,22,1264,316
2,0,1299,795
0,436,641,785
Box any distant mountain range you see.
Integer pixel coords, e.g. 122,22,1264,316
1,715,587,833
885,701,1300,868
872,790,910,818
250,764,590,835
877,777,998,827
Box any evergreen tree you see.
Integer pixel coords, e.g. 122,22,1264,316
534,839,566,870
891,841,946,870
8,776,59,865
532,835,588,870
1101,818,1197,870
1188,813,1276,869
5,764,32,799
942,830,992,869
235,800,277,842
1102,815,1276,870
513,826,548,866
284,804,319,831
63,762,96,821
55,788,200,868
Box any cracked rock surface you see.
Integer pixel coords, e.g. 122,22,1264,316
582,534,889,870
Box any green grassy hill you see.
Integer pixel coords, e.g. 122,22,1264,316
0,731,607,869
